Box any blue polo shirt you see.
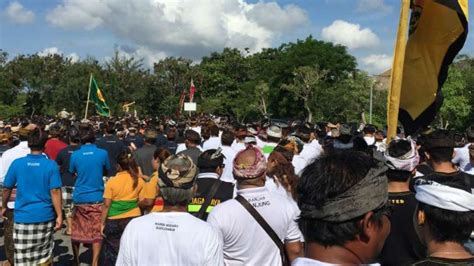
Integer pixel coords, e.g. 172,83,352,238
69,144,111,204
3,154,62,223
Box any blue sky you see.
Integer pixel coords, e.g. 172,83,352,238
0,0,472,74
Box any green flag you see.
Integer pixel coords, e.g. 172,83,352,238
89,76,110,116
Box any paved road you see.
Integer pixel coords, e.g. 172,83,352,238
1,219,92,265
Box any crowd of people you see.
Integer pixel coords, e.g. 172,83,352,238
0,114,473,265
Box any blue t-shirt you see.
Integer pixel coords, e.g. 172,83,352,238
69,144,111,203
3,154,62,223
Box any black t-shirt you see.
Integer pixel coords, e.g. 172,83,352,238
56,145,81,187
0,144,9,157
379,191,426,266
124,135,144,149
412,257,474,265
96,135,127,176
160,140,178,154
189,177,234,221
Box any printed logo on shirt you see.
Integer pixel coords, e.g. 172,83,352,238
155,222,178,232
247,195,271,208
191,197,221,206
27,162,40,167
82,152,94,155
389,199,406,205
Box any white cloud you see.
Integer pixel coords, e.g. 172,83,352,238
4,1,35,24
360,54,392,74
46,0,309,60
116,46,167,68
37,47,81,63
356,0,392,14
38,47,62,56
321,20,380,50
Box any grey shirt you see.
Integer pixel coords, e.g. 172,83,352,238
134,144,156,177
177,147,202,165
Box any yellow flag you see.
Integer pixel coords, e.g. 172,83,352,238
388,0,469,138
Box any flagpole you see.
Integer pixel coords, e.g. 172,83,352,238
386,0,410,142
84,74,93,120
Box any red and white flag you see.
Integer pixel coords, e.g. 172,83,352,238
189,79,196,102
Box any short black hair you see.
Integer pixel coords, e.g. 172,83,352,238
426,147,454,163
68,127,81,144
197,149,224,173
418,182,474,244
297,150,384,246
386,139,413,182
185,130,201,145
28,128,47,151
80,126,96,144
210,124,219,137
221,130,234,146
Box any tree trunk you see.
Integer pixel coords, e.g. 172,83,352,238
305,101,312,123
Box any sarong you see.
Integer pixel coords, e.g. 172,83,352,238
71,203,103,244
13,220,55,265
3,209,14,264
101,217,135,266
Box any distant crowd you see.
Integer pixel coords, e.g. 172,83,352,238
0,114,473,265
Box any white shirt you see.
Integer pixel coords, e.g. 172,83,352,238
190,126,201,136
292,257,380,266
116,212,223,266
202,136,221,151
0,141,30,183
175,143,203,154
453,143,471,170
299,140,322,164
463,163,474,175
221,146,237,183
231,140,246,152
292,154,308,176
207,187,302,266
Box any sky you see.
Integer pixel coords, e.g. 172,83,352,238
0,0,472,74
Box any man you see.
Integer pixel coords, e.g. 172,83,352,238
297,124,323,164
0,132,11,157
465,144,474,175
379,139,425,265
294,150,391,265
231,125,247,152
0,124,32,266
95,121,126,176
56,127,81,236
453,125,474,171
133,128,157,177
69,126,111,266
44,125,68,160
123,126,144,149
413,179,474,265
2,128,62,265
189,117,201,135
188,149,234,220
220,130,237,183
202,124,221,151
363,124,377,146
116,154,223,265
207,146,303,265
418,130,474,189
177,130,202,165
160,128,178,154
261,125,282,159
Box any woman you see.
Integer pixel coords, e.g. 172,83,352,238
100,150,149,265
266,144,299,201
141,148,172,213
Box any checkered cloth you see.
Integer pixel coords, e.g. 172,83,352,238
62,186,74,218
14,220,55,265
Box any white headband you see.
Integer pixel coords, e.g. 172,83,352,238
384,139,419,172
415,179,474,212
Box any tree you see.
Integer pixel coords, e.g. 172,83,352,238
282,66,328,122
